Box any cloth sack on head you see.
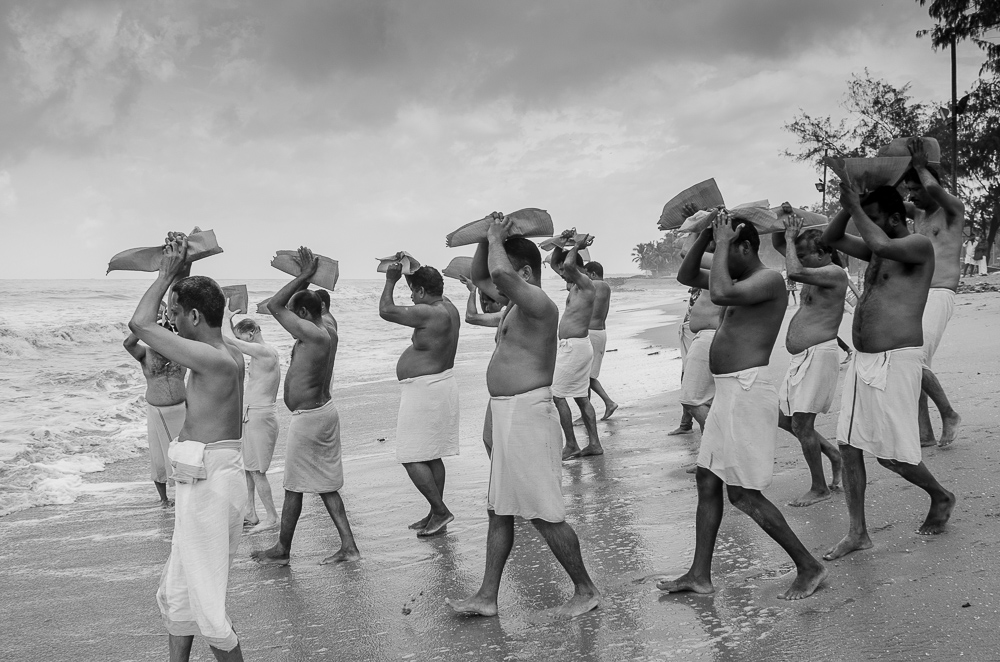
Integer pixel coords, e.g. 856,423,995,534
107,229,223,274
271,250,339,290
446,208,553,247
659,179,726,231
376,252,421,275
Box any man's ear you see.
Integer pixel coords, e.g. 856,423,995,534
190,308,202,326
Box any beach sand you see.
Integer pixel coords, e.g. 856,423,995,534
3,281,1000,661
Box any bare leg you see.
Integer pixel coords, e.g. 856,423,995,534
824,445,873,559
210,642,244,661
922,368,961,447
248,471,278,533
918,391,935,447
243,472,259,525
788,413,839,507
446,511,514,616
403,460,454,536
668,407,694,435
555,396,580,459
589,378,618,419
657,467,723,594
531,519,603,619
319,491,362,563
727,485,827,599
569,397,603,457
690,404,709,432
169,634,194,662
482,403,493,458
154,481,172,507
875,457,955,534
251,490,302,565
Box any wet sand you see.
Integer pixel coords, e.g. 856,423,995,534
3,282,1000,661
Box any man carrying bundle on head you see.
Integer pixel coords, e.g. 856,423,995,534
252,247,360,566
771,209,846,507
129,238,247,661
899,138,963,448
583,261,618,420
658,212,827,601
447,213,601,620
459,275,504,457
549,230,603,459
821,178,956,560
379,261,461,538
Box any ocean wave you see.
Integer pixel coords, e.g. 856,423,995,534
0,322,130,358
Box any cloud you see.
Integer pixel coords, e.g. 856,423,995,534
0,170,16,210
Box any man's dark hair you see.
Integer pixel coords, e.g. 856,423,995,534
173,276,225,328
406,266,444,297
289,290,322,319
794,229,842,266
584,261,604,278
728,215,760,253
903,166,941,185
504,236,542,278
860,186,907,222
315,289,331,311
233,318,259,336
553,247,584,269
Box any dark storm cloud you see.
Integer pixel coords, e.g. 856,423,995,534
0,0,931,160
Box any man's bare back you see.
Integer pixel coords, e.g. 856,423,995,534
283,323,335,412
911,207,962,290
588,281,611,331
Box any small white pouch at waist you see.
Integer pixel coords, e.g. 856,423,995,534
855,352,891,391
168,440,207,484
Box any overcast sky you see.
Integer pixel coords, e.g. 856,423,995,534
0,0,988,280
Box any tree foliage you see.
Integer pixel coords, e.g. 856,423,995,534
632,233,687,276
915,0,1000,77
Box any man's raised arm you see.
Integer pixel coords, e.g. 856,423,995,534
677,228,712,290
123,332,146,362
128,240,227,372
267,246,327,342
486,214,552,319
460,276,502,327
472,238,504,303
840,181,932,266
378,261,436,328
557,232,596,296
221,302,274,360
909,137,964,223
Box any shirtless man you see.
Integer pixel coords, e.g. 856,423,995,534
549,231,602,459
124,302,187,506
379,261,461,537
674,241,723,434
129,239,246,661
658,213,827,600
821,180,956,560
222,306,281,533
459,276,504,456
446,213,601,619
315,289,339,332
252,247,360,566
902,138,963,447
583,261,618,420
771,212,846,506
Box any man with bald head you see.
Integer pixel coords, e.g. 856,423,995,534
252,247,360,566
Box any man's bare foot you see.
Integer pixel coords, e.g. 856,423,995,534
320,547,361,564
823,533,873,560
918,490,955,535
685,464,697,474
656,572,714,594
534,590,602,621
251,544,290,566
938,412,961,447
562,445,581,460
601,403,618,420
248,519,278,534
408,514,431,530
445,594,498,617
418,513,454,537
667,425,694,436
788,488,832,507
159,499,174,508
570,445,605,458
778,564,827,600
243,516,260,527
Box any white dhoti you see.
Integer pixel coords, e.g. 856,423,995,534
679,330,715,406
396,369,460,463
551,336,594,399
678,321,696,369
157,440,246,652
921,288,955,368
488,386,566,523
837,347,923,465
147,402,185,484
778,339,840,416
241,403,278,472
588,329,608,378
697,368,778,490
284,399,344,493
